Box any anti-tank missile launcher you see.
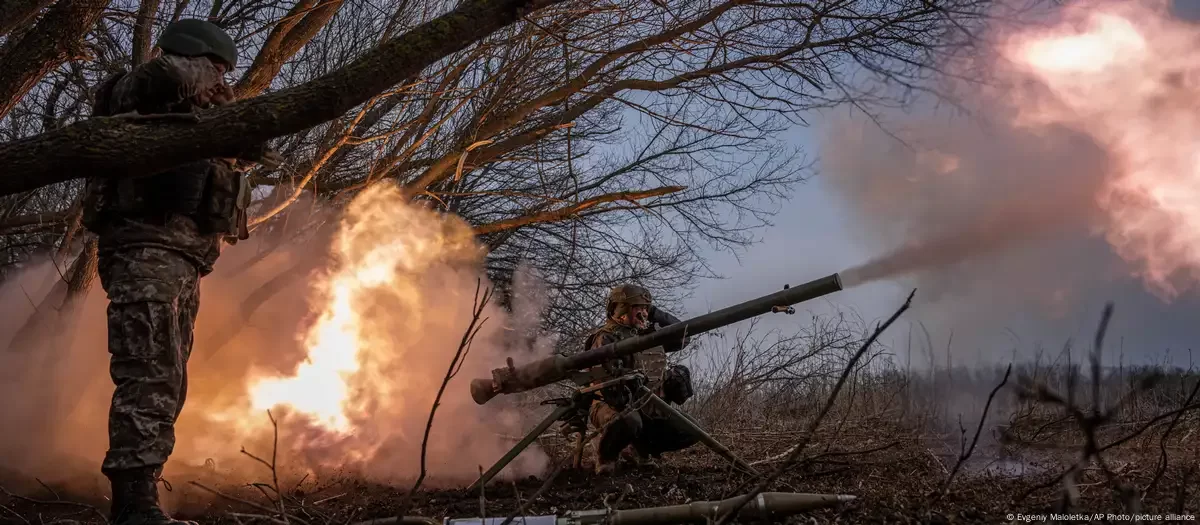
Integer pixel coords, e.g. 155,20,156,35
470,273,844,405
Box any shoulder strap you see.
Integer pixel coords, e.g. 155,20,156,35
584,323,616,350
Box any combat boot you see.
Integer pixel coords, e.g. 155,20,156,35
592,445,617,474
591,435,617,474
633,450,659,470
108,467,198,525
617,445,656,470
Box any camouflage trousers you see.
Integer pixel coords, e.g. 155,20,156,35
97,246,200,475
589,398,699,463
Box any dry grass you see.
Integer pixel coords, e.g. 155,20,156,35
3,304,1199,524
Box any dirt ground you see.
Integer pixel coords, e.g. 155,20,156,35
3,419,1196,524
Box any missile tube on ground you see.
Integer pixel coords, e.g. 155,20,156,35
605,492,856,525
356,491,856,525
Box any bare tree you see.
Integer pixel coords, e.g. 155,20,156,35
0,0,993,350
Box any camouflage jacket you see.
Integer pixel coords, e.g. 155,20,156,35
87,55,239,275
585,306,685,390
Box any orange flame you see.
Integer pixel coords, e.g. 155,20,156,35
245,183,483,432
189,182,556,485
1002,1,1200,299
0,182,552,492
158,180,552,484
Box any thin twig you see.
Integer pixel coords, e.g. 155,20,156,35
189,481,312,525
0,504,30,525
1144,377,1200,496
751,440,900,467
0,484,107,523
290,473,309,494
395,280,492,520
499,458,567,525
312,493,345,506
1012,303,1153,512
238,410,289,522
941,363,1012,495
34,479,59,501
712,289,915,525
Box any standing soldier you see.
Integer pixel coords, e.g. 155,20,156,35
585,284,699,474
82,19,277,525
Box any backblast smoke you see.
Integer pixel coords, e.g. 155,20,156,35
0,182,553,509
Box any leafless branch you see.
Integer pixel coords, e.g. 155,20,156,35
941,363,1012,495
395,279,493,519
713,288,916,525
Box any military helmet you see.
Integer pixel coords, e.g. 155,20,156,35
606,283,652,317
156,19,238,69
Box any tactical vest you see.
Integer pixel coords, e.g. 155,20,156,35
80,69,250,242
584,324,668,392
81,161,250,242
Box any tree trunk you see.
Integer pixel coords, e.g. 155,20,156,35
0,0,110,120
130,0,162,67
0,0,569,197
0,0,57,38
234,0,344,99
5,237,97,353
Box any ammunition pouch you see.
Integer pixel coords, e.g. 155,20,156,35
633,347,667,389
81,160,250,242
599,382,634,411
80,177,110,233
196,160,251,242
662,364,693,405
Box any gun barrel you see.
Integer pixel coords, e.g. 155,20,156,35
471,273,843,405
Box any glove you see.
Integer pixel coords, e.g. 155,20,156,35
663,335,690,353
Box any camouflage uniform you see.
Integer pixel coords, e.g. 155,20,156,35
586,285,697,472
82,19,257,525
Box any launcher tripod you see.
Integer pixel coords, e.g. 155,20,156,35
467,363,758,493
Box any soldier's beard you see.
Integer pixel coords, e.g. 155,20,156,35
614,313,647,329
633,310,648,329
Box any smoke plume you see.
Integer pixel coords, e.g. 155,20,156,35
0,183,552,506
824,0,1200,363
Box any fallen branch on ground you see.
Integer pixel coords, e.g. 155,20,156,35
750,440,901,467
0,483,107,523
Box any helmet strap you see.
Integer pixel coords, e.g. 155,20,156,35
611,303,631,322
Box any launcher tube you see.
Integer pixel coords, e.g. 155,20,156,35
471,273,843,405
